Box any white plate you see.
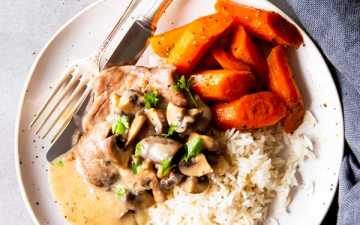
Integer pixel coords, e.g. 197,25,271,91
16,0,344,224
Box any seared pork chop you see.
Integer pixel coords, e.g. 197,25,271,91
76,66,187,187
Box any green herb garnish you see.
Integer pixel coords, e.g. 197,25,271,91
55,159,64,167
173,75,197,107
159,158,172,177
183,136,204,162
112,115,129,136
144,91,160,109
115,186,126,198
135,142,143,157
131,158,142,175
166,124,178,137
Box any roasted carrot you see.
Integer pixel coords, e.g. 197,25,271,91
195,37,234,71
196,53,220,70
212,48,252,71
191,69,257,101
213,91,287,130
267,46,305,133
168,13,233,73
230,26,268,86
149,26,186,58
215,0,303,47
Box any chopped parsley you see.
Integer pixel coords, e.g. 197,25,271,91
54,159,64,167
166,124,178,137
173,75,187,90
158,158,172,177
115,186,126,198
135,142,143,157
182,136,204,162
173,75,197,107
131,157,142,175
112,115,130,136
144,91,160,109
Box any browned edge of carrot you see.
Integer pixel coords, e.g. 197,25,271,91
215,0,303,47
230,25,269,87
267,46,305,133
192,69,257,101
212,91,288,130
149,26,186,58
167,13,234,74
211,48,252,72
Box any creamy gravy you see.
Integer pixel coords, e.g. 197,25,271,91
49,156,132,225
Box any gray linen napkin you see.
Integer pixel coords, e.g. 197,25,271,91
271,0,360,224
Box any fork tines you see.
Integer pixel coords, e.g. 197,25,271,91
30,0,140,143
30,68,91,143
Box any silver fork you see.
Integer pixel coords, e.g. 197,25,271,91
30,0,172,143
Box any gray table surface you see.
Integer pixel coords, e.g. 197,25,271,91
0,0,337,225
0,1,95,224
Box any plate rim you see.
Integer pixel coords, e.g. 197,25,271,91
14,1,105,224
15,0,345,225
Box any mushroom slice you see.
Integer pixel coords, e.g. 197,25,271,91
159,171,184,191
188,108,203,117
151,180,165,203
188,132,219,151
141,159,154,171
125,191,155,210
181,176,209,194
212,155,231,176
137,169,165,203
138,136,182,163
126,112,147,146
144,108,167,134
193,96,212,132
111,90,144,114
119,212,137,225
103,136,132,168
179,154,213,177
134,209,148,225
166,103,195,133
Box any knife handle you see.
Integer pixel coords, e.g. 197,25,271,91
98,0,173,69
140,0,173,30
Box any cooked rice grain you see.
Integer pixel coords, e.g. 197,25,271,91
148,125,313,225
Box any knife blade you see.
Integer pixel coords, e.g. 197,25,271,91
46,0,172,161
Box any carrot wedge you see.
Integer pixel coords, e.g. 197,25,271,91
149,26,186,58
168,13,233,74
215,0,303,47
195,53,221,70
212,48,252,72
230,26,268,86
191,69,257,101
267,46,305,133
213,91,287,130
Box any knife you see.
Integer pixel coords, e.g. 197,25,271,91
47,0,173,161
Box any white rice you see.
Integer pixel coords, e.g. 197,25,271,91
147,122,314,225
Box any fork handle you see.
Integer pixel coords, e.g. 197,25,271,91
98,0,139,55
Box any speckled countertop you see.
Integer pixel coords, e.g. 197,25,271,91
0,0,337,225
